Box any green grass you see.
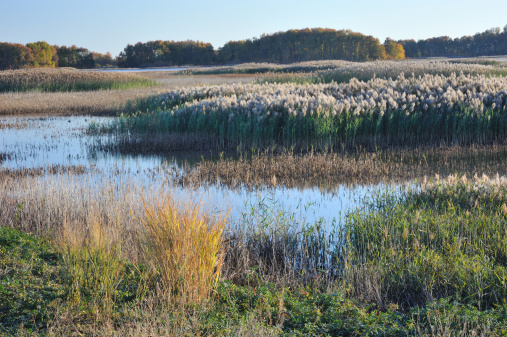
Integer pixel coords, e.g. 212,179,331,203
5,177,507,335
3,226,507,336
344,175,507,311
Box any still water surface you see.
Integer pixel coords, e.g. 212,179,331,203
0,116,403,226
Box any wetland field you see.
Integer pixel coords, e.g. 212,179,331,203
3,59,507,336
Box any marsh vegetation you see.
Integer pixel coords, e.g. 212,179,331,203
3,57,507,335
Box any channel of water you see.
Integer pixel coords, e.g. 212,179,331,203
0,116,405,227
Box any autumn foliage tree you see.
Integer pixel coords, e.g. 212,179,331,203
218,28,391,64
93,52,115,67
26,41,56,67
0,43,33,70
384,38,406,60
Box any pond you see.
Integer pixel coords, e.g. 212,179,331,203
0,116,405,227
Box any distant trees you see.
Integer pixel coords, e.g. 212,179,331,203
56,45,95,68
217,28,392,64
398,26,507,58
93,52,115,67
0,43,33,70
0,41,58,70
26,41,57,67
384,38,405,60
117,40,216,68
2,24,506,71
0,42,115,70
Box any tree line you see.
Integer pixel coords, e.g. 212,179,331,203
399,25,507,58
116,29,405,67
2,25,506,70
0,41,115,70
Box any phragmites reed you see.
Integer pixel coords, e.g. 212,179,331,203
0,68,155,93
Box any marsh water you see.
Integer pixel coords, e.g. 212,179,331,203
99,67,188,72
0,116,403,226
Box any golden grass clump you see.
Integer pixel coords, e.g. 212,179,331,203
136,196,228,304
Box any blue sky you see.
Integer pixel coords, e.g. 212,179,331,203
1,0,505,56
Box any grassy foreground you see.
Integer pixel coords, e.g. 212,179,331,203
3,227,507,336
3,174,507,335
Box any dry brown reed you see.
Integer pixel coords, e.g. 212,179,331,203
0,68,152,92
0,174,141,261
0,73,258,116
0,165,87,179
0,170,335,289
0,88,162,116
0,120,29,129
163,145,507,190
139,72,258,87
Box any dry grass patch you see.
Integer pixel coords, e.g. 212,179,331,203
0,68,155,93
163,145,507,190
139,72,258,87
0,73,258,116
0,88,162,116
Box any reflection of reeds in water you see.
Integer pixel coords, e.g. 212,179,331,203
156,145,507,190
0,121,30,129
0,165,87,179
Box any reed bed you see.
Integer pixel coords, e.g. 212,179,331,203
0,172,338,285
156,145,507,190
101,72,507,151
182,59,507,82
0,164,87,179
0,73,258,116
0,68,156,93
314,60,507,84
0,88,163,116
138,72,258,87
181,60,353,75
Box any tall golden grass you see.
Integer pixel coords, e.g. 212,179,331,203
135,196,228,303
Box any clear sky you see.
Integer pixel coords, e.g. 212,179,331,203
1,0,505,56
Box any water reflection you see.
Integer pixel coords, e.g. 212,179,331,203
0,116,405,226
